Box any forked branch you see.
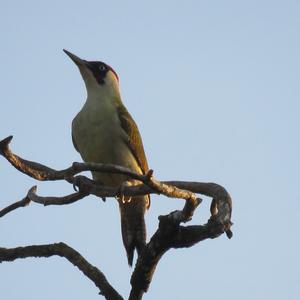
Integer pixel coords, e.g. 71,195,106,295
0,135,233,300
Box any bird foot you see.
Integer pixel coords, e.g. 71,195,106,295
117,180,135,204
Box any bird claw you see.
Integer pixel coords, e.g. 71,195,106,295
117,181,133,204
117,195,132,204
73,183,78,192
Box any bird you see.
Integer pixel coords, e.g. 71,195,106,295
64,49,150,266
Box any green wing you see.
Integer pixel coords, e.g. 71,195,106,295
117,104,149,175
72,132,79,152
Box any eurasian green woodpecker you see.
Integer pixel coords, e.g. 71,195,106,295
64,50,150,266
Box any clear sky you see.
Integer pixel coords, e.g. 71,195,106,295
1,1,300,299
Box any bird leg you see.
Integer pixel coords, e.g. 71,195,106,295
117,180,139,204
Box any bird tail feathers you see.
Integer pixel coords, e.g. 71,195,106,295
119,195,148,266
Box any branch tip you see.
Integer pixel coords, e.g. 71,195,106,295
226,229,233,239
29,186,37,193
0,135,13,154
146,169,154,180
1,135,13,144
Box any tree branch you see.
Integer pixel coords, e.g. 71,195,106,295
1,135,233,300
0,187,88,218
27,186,89,206
0,195,30,218
0,136,205,222
0,243,123,300
129,194,232,299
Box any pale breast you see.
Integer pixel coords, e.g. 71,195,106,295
72,100,142,186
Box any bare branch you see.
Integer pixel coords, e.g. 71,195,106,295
0,136,210,221
129,202,232,298
0,187,88,217
27,186,89,206
0,195,30,218
0,135,66,181
0,242,123,300
128,183,232,299
1,135,233,300
0,136,148,182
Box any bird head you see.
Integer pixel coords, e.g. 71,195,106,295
63,49,119,97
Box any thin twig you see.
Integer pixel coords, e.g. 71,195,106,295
0,196,30,218
27,186,88,206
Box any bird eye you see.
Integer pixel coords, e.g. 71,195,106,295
99,65,106,71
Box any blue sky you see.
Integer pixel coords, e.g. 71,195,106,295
1,1,300,299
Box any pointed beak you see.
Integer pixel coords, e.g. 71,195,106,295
63,49,86,68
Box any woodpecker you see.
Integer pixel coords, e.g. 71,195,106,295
64,49,150,266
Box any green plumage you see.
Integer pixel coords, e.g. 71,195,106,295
65,49,150,266
117,104,149,176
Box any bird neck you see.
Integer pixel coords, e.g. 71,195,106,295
84,84,123,119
